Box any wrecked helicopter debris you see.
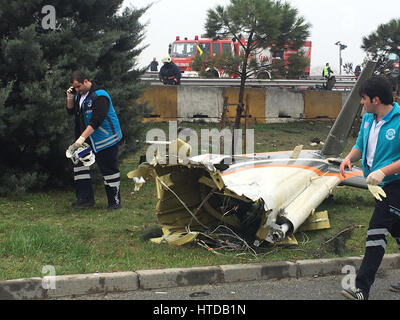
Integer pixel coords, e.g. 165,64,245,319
128,61,379,248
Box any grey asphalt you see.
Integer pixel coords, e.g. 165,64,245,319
57,268,400,300
1,254,400,300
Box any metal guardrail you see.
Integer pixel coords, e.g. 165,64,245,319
309,75,356,80
144,71,356,80
140,76,356,89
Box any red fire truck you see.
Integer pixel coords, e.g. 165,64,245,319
168,35,312,78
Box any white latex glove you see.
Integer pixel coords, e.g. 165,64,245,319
74,136,86,148
367,184,387,201
366,169,385,186
66,86,76,100
66,143,79,162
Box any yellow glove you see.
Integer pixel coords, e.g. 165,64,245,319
366,169,385,185
367,184,387,201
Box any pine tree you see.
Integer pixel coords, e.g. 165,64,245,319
361,18,400,60
361,18,400,90
204,0,311,131
0,1,149,195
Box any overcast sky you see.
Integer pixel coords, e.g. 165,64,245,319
122,0,399,75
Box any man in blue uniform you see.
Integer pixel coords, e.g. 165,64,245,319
340,75,400,300
66,71,122,210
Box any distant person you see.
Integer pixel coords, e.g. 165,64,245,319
354,65,362,79
322,63,333,79
150,57,159,72
159,55,181,85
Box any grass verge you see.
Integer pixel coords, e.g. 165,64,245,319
0,120,397,281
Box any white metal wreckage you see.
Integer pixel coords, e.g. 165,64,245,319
128,61,384,249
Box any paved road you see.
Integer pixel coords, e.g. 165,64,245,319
59,268,400,301
54,269,400,318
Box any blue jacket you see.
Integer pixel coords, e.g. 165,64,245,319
77,88,122,153
354,102,400,186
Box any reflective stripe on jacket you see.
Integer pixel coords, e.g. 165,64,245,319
81,89,122,152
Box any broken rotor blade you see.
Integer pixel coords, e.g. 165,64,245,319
321,60,376,157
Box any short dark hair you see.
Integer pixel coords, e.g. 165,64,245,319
359,75,393,105
70,70,89,84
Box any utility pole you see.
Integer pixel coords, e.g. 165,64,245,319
335,41,347,75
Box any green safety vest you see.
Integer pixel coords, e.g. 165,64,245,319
323,66,329,77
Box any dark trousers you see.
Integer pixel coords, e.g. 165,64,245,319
73,144,121,207
356,181,400,294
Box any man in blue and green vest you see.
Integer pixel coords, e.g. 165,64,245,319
66,70,123,210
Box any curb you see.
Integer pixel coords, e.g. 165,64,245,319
1,254,400,299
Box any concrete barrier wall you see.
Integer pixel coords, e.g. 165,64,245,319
265,88,304,122
222,88,266,124
178,87,223,122
137,85,351,123
137,86,178,122
303,91,342,120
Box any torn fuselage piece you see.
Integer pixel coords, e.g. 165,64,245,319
128,144,365,246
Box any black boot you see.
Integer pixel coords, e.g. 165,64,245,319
71,198,95,210
107,203,122,210
105,185,121,210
